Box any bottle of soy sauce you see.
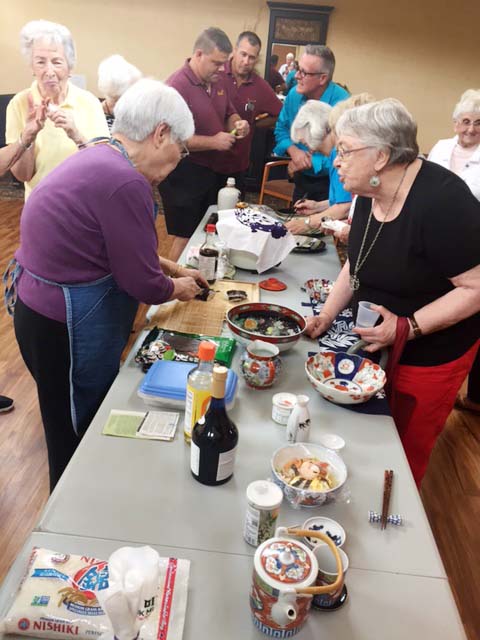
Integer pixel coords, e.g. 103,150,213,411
198,224,219,284
190,366,238,486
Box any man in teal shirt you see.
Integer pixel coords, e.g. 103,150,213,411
274,45,349,203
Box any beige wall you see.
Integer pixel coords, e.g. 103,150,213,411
1,0,479,151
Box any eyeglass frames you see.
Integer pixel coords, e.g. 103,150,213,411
296,67,327,79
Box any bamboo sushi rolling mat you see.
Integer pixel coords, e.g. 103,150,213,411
148,280,260,337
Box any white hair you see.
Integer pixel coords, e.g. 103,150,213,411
20,19,76,69
453,89,480,120
98,55,142,99
112,78,194,142
286,52,294,60
336,98,419,165
291,100,332,150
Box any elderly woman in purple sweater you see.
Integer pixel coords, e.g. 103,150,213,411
6,78,207,490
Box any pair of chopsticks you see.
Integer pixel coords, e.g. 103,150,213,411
381,470,394,530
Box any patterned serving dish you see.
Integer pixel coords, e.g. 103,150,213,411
226,303,306,352
305,351,386,405
271,442,347,507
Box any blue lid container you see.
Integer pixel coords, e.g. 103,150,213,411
138,360,237,408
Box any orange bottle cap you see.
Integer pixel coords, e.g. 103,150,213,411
198,341,216,360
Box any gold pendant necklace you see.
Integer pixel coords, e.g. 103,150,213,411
350,163,410,291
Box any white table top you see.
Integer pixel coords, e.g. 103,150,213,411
2,207,464,639
0,533,466,640
36,211,445,579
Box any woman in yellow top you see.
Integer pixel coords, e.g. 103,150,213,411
6,19,109,199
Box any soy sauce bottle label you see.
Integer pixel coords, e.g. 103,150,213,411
216,448,237,482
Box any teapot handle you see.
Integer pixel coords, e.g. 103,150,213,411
347,339,388,370
286,528,343,595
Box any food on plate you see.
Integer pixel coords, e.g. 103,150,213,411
276,457,338,491
234,312,301,337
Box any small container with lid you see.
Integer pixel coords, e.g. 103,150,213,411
244,480,283,547
271,392,297,425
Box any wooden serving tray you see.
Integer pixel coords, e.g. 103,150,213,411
148,280,259,337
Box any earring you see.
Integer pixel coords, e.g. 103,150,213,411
369,175,380,187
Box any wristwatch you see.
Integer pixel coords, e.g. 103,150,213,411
304,217,313,230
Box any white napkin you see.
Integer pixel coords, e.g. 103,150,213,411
97,546,160,640
217,207,296,273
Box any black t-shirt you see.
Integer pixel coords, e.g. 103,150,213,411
348,160,480,366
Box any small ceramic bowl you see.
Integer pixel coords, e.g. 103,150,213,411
271,442,347,507
302,516,346,548
305,351,386,405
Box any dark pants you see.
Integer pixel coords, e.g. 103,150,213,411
159,160,219,238
293,172,330,204
14,297,80,492
467,346,480,403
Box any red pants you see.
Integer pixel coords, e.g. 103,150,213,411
389,340,480,486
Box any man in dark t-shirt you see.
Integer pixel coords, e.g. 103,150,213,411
159,27,250,261
268,55,285,93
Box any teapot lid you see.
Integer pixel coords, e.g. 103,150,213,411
255,539,317,589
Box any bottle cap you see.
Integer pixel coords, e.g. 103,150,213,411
206,224,216,233
226,177,236,186
198,341,216,361
211,365,228,398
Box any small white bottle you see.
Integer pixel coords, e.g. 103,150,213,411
217,177,240,211
286,395,311,443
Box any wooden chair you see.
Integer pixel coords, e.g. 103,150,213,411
258,160,295,208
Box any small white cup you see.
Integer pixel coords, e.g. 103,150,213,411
356,300,380,328
312,545,349,608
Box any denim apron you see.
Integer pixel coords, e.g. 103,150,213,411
3,138,140,434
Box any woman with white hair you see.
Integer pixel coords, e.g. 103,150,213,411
429,89,480,200
6,79,207,490
304,98,480,486
6,19,109,198
98,54,142,131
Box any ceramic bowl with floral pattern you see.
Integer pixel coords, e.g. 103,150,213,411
305,351,386,405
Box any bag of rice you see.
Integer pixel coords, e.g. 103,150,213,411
0,547,189,640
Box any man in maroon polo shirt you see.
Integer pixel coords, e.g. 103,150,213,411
159,27,250,261
219,31,282,196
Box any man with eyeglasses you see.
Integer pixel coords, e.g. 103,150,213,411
274,44,349,203
219,31,282,197
159,27,250,261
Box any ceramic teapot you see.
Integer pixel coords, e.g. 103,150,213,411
250,526,343,637
240,340,281,389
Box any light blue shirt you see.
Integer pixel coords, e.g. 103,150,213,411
273,82,349,177
329,148,352,204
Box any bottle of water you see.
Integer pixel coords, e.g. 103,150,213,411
184,341,216,443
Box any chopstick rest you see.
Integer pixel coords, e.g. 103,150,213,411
368,510,403,526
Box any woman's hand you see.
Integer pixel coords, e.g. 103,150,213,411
23,93,47,143
177,266,209,289
353,304,398,352
172,276,202,301
48,107,83,145
334,224,350,244
294,199,324,215
286,215,319,235
305,312,332,339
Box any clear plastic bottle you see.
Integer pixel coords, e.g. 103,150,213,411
198,224,219,284
184,341,216,443
217,177,241,211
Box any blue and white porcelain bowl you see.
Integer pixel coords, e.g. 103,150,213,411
305,351,386,405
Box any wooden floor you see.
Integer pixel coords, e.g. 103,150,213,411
0,197,479,639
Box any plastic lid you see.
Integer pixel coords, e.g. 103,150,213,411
206,224,216,233
226,177,236,186
246,480,283,509
198,341,216,361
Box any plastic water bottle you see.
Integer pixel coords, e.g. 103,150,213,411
184,341,216,443
217,177,240,211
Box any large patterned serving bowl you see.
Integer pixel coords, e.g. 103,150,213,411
271,442,347,507
305,350,386,405
226,303,306,352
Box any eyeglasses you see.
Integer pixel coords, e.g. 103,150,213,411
456,118,480,129
336,145,374,160
179,142,190,159
296,67,327,79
